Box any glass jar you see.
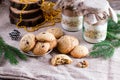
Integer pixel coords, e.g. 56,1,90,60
61,9,83,32
82,0,118,43
83,20,108,43
62,14,83,31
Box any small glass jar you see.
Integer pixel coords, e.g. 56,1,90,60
83,20,108,43
82,0,117,43
61,9,83,32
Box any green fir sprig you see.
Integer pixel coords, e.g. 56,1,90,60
90,15,120,59
0,37,27,64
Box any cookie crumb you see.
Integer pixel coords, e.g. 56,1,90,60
77,60,89,68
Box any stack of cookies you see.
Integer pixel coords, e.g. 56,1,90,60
9,0,45,27
19,27,64,56
19,27,89,66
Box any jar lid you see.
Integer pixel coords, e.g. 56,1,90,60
54,0,84,10
84,0,118,23
84,0,109,11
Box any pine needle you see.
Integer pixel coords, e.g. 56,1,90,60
111,40,120,48
7,45,27,60
4,49,18,64
0,36,27,65
103,47,115,59
92,41,111,50
0,47,3,56
90,44,114,59
107,32,120,40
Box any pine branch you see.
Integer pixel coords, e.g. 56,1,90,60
92,41,111,50
90,47,107,58
103,47,115,59
0,47,3,56
111,40,120,48
0,36,27,65
7,45,27,60
0,37,5,46
0,37,5,57
106,32,120,40
107,15,120,34
4,49,18,64
90,43,114,59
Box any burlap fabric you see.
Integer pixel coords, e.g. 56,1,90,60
0,3,120,80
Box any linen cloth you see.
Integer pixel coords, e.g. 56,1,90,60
0,4,120,80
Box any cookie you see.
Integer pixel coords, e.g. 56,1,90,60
36,32,56,42
47,27,64,39
33,42,50,55
77,60,89,68
70,45,89,58
49,39,57,50
19,33,35,52
57,35,79,54
51,54,73,66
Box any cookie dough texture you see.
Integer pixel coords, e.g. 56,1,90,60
57,35,79,54
70,45,89,58
33,42,50,55
49,39,57,50
51,54,73,66
47,27,64,39
36,32,56,42
19,33,36,52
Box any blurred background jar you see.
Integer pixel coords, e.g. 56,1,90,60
82,0,118,43
61,5,83,31
54,0,84,31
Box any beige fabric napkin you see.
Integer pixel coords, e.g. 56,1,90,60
0,4,120,80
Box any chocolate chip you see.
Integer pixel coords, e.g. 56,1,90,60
42,32,46,34
56,58,60,60
42,45,44,48
26,41,29,44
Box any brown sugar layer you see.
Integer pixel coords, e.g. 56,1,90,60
9,7,43,19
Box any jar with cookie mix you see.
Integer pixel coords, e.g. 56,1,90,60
82,0,118,43
54,0,84,31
